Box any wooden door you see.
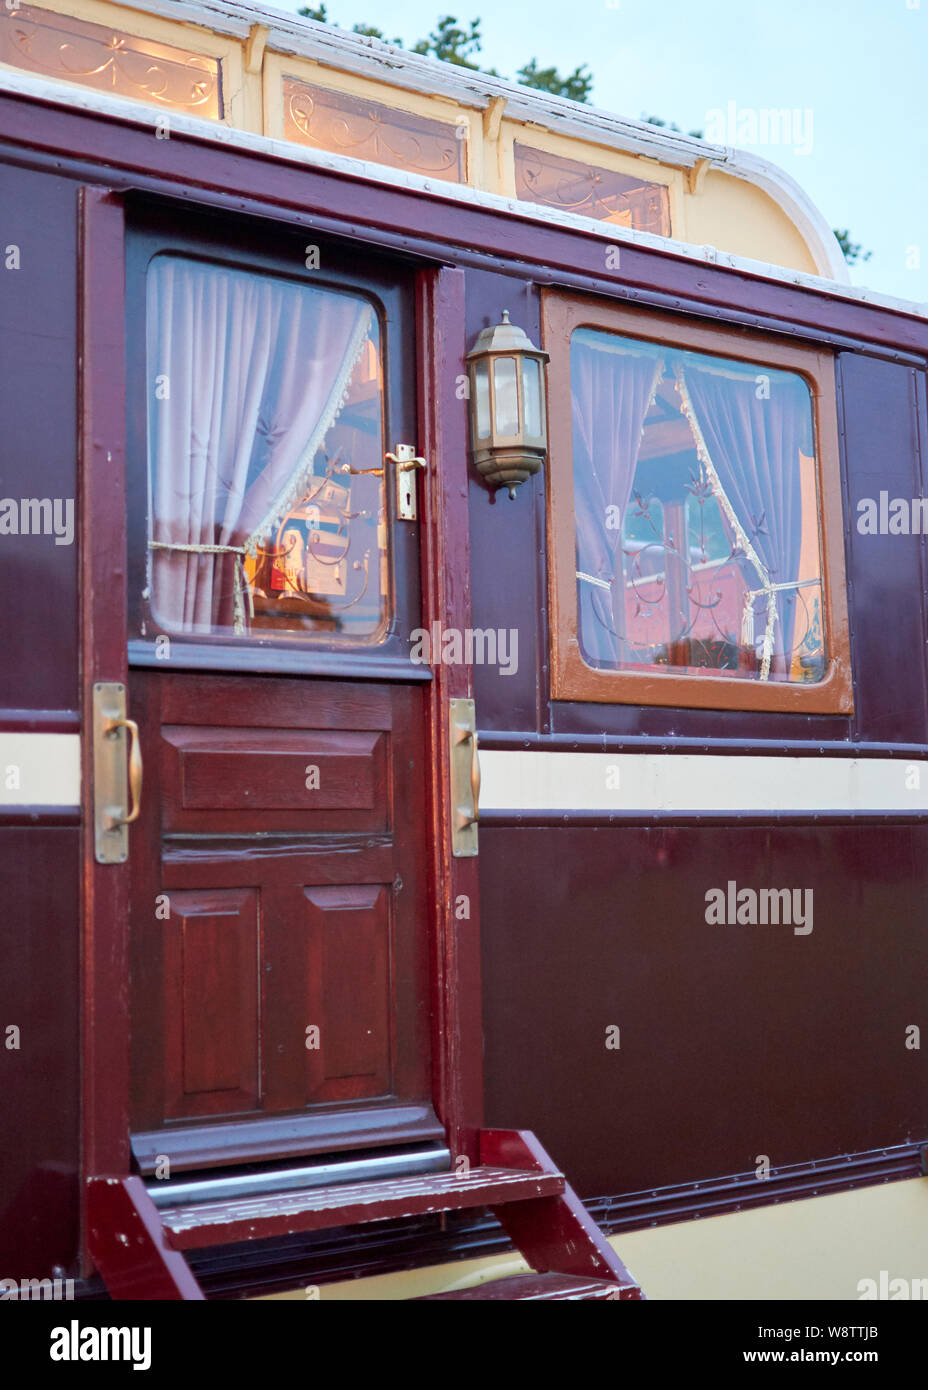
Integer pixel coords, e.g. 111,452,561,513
123,211,440,1174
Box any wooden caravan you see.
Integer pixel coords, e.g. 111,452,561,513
0,0,926,1302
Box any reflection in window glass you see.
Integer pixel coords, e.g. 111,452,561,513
571,328,824,683
493,357,519,436
146,256,387,641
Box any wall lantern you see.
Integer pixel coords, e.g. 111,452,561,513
466,311,549,499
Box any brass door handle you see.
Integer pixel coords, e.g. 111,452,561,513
387,444,427,522
104,716,142,827
450,701,480,855
385,452,427,472
467,727,481,826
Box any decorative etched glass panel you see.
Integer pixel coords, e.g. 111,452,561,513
146,256,388,642
571,327,825,683
0,5,222,117
283,76,465,182
515,143,670,235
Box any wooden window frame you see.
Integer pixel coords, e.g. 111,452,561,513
542,288,853,713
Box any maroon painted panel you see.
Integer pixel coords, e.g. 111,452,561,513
467,271,545,735
838,353,928,745
163,889,260,1121
0,163,78,712
0,828,80,1278
303,884,392,1103
163,726,386,829
479,823,928,1198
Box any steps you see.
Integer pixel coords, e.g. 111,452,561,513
420,1273,631,1300
87,1129,643,1300
162,1165,564,1250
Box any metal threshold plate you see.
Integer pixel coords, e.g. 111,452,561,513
147,1146,451,1209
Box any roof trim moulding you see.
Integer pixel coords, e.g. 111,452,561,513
0,65,924,324
91,0,853,281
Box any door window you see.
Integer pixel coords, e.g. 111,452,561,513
145,255,388,642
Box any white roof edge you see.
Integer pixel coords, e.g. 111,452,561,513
108,0,850,280
1,66,925,325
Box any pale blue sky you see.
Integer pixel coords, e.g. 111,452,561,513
272,0,927,303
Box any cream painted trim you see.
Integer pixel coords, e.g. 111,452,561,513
0,732,80,806
0,0,246,127
3,69,924,321
617,1177,928,1302
479,750,928,815
100,0,851,280
262,50,482,184
257,1176,928,1301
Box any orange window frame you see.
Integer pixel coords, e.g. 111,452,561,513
542,289,853,713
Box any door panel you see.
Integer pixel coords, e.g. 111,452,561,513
129,671,433,1166
163,888,260,1121
162,727,387,827
303,884,392,1104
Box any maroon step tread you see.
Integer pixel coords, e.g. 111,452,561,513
162,1166,566,1250
419,1273,634,1300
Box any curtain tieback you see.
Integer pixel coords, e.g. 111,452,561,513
576,570,612,591
149,541,254,635
741,578,821,665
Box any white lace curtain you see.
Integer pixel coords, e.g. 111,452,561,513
147,256,373,634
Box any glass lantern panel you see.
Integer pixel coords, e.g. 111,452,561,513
522,357,542,438
493,356,520,436
474,361,491,439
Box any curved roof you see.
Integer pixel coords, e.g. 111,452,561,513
114,0,849,280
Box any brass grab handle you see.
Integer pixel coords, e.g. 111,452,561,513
469,727,481,825
104,717,142,827
454,724,480,830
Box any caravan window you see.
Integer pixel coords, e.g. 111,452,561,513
542,292,851,713
144,256,389,642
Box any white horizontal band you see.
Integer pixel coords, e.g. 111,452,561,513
479,750,928,815
0,733,80,807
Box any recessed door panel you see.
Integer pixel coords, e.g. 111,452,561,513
162,726,387,830
162,888,260,1121
304,884,392,1104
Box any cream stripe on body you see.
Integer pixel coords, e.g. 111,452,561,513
0,733,81,806
479,750,928,814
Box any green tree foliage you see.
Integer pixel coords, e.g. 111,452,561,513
297,9,587,99
411,15,484,68
833,229,872,265
517,58,593,103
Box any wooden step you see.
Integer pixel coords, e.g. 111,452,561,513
419,1273,633,1300
161,1165,566,1251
